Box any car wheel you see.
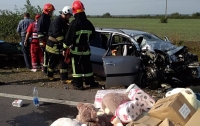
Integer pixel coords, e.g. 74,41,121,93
146,66,161,90
138,72,147,89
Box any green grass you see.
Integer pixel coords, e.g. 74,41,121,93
88,18,200,42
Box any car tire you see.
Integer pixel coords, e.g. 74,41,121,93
137,72,147,89
146,66,161,90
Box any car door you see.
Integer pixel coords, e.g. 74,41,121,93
103,34,143,87
89,31,110,77
90,46,106,76
103,53,142,87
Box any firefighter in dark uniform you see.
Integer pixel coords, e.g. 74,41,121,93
64,0,99,90
37,3,55,74
46,6,73,82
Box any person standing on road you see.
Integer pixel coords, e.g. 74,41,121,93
46,6,72,82
37,3,55,74
64,0,99,90
17,12,33,69
24,14,43,72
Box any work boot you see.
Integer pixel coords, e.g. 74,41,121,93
71,86,86,90
61,80,72,84
48,77,55,81
0,82,5,85
90,82,101,88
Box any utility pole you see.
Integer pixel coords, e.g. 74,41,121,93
165,0,167,19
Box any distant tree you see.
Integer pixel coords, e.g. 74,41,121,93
102,12,111,18
24,0,42,18
192,12,200,19
170,12,180,18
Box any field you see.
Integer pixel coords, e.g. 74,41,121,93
88,18,200,42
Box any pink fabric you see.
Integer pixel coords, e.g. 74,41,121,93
128,88,155,111
115,101,142,123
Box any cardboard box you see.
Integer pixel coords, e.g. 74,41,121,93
126,116,162,126
148,93,196,126
159,118,175,126
185,109,200,126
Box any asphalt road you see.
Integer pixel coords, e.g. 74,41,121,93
0,85,97,126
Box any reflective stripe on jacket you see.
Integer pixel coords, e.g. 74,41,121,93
32,22,38,39
64,12,96,55
46,15,69,54
70,30,92,55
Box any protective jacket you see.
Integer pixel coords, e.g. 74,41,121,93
29,22,39,43
64,12,95,55
46,15,69,54
37,13,51,46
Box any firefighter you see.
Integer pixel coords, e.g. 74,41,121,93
64,0,99,90
46,6,73,82
24,14,43,72
37,3,55,74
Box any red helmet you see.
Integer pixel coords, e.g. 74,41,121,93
43,3,55,14
35,14,41,20
72,0,85,14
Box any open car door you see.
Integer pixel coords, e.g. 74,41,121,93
90,46,106,77
89,31,110,77
102,43,143,87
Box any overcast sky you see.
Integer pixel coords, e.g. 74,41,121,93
0,0,199,15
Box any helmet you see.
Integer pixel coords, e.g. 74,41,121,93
72,0,85,14
59,6,73,15
35,14,41,20
43,3,55,14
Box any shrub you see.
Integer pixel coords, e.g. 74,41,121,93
0,0,42,42
160,17,168,23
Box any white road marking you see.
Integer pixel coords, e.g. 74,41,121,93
0,93,90,106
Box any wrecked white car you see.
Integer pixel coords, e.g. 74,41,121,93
89,28,200,89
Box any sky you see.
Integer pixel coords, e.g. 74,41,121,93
0,0,199,15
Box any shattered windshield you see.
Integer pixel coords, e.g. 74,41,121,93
133,34,177,52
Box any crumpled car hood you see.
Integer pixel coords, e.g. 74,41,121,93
140,40,177,52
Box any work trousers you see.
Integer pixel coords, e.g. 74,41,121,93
21,36,31,69
30,42,43,69
47,52,68,80
40,39,48,74
71,54,95,87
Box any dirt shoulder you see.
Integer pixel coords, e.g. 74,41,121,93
0,67,168,101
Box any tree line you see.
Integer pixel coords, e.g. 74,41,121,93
89,12,200,19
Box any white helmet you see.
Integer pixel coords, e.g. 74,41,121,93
59,6,73,15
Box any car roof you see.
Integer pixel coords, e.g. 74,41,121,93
95,28,149,36
119,29,149,36
95,28,124,33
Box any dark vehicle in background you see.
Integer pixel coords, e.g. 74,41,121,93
89,28,200,89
